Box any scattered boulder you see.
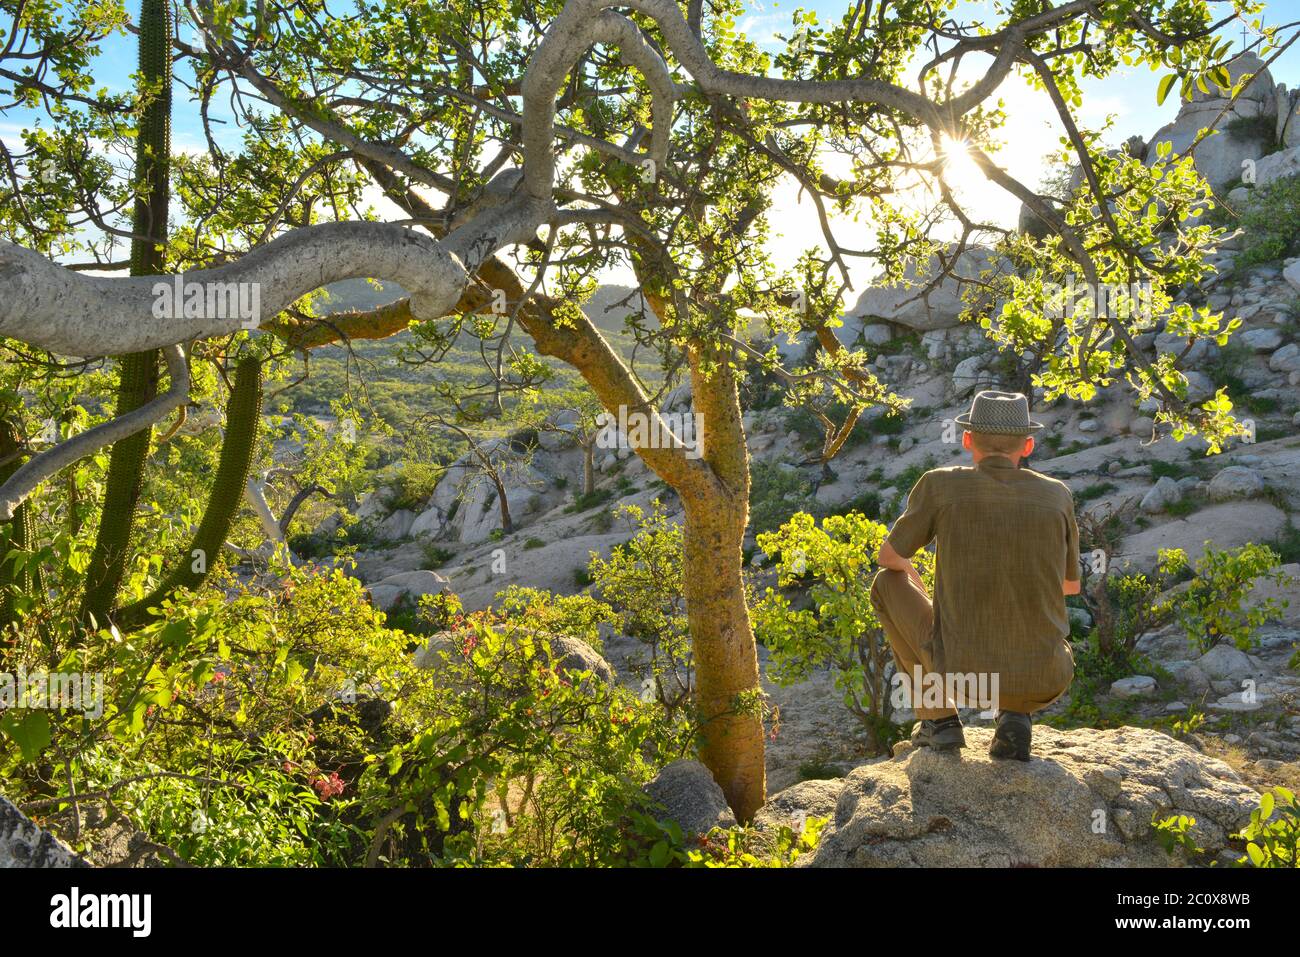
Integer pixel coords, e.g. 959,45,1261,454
643,760,737,836
1140,476,1183,514
1117,501,1288,570
804,726,1258,867
1269,342,1300,373
1195,643,1267,685
1111,675,1158,699
366,569,453,612
1240,327,1283,352
847,246,1009,331
755,777,845,834
1207,466,1264,502
376,508,417,541
1251,144,1300,189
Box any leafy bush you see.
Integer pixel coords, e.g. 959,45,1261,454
0,560,784,867
1235,173,1300,269
1236,787,1300,868
1155,544,1289,654
749,461,815,535
753,510,933,753
588,503,694,718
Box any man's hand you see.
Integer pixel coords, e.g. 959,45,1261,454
878,540,927,595
1063,578,1081,596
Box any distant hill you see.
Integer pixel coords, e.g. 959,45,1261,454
319,278,655,333
318,278,407,314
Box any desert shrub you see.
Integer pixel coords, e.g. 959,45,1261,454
1085,569,1172,665
0,561,744,868
490,584,616,651
565,487,614,513
587,503,694,718
1236,787,1300,868
749,461,815,535
421,543,454,567
753,510,934,754
1155,544,1289,654
1236,173,1300,268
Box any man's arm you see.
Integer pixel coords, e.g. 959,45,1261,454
1063,494,1081,596
878,539,927,593
878,471,937,594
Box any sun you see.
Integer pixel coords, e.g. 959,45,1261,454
939,134,983,191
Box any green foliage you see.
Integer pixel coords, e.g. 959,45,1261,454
0,560,753,867
564,487,614,513
1152,812,1203,863
754,510,932,753
1234,174,1300,269
1236,787,1300,868
378,462,443,512
421,543,454,568
587,503,693,717
1156,544,1289,654
748,461,815,536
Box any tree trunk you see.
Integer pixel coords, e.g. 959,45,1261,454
681,487,765,822
492,472,514,534
681,345,765,822
582,441,595,496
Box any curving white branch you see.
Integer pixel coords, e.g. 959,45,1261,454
0,344,189,520
522,7,676,200
0,0,1039,521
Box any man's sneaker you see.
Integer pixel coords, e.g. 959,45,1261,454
989,710,1032,761
910,716,966,752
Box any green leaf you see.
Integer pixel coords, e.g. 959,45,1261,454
1156,73,1178,106
0,710,52,761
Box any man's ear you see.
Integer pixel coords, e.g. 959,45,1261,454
1023,435,1035,457
961,431,972,451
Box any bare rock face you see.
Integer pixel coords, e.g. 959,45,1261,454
802,726,1258,868
1,795,87,868
848,246,1009,331
1146,53,1276,192
366,569,453,612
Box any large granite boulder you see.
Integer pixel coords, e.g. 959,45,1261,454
803,726,1259,867
848,246,1009,331
643,760,737,836
1146,53,1276,192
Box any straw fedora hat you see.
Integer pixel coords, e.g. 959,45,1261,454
953,390,1045,435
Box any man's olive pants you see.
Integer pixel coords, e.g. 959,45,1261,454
869,568,1068,719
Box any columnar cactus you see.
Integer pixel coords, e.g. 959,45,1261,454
119,357,263,631
0,419,42,630
80,0,173,627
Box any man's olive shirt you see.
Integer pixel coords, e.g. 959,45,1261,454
885,455,1081,710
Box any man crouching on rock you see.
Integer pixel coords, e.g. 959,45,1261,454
870,390,1081,761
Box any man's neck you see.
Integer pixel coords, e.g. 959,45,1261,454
972,453,1020,468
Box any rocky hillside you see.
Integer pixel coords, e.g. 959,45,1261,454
272,51,1300,859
